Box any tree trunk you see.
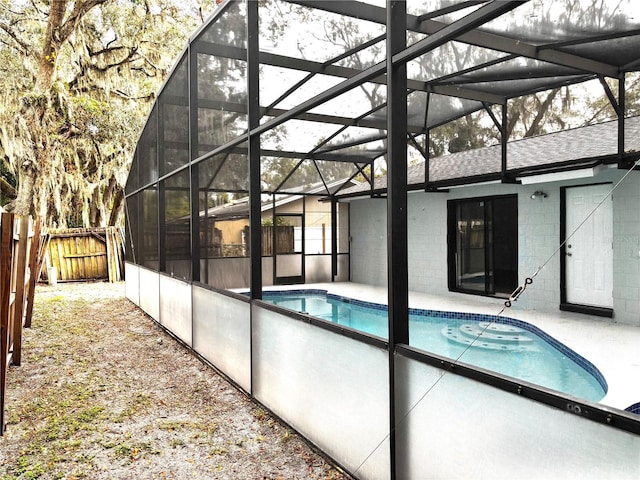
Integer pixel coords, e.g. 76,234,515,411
107,187,124,227
36,0,67,91
12,165,36,216
89,188,101,226
102,175,117,210
506,108,521,138
12,0,67,221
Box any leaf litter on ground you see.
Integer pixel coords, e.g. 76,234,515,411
0,281,350,480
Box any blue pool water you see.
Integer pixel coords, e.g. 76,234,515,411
263,290,607,402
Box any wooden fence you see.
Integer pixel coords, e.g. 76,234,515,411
259,225,295,256
44,227,125,283
1,214,44,434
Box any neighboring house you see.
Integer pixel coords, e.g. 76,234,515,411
182,179,355,289
339,116,640,326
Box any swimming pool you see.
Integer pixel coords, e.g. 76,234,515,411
262,289,607,402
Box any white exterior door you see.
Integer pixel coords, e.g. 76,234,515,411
565,184,613,308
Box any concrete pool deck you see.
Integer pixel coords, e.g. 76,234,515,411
263,282,640,413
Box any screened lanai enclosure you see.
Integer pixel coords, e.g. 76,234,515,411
125,1,640,479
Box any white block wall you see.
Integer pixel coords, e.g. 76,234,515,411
515,184,561,310
406,192,448,293
349,169,640,325
612,171,640,326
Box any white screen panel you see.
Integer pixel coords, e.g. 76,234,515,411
201,257,250,290
125,263,140,306
262,257,274,286
253,305,390,480
395,354,640,479
159,276,192,345
165,260,191,281
193,286,251,391
276,254,302,277
304,255,332,283
139,267,160,321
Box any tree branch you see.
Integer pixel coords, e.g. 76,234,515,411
59,0,108,44
130,66,158,78
29,0,47,17
112,89,155,101
524,89,559,138
0,22,33,56
66,44,142,90
0,176,17,199
84,46,140,73
88,44,130,58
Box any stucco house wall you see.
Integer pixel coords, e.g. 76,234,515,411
349,167,640,326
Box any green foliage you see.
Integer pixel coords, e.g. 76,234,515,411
13,457,45,479
0,159,16,186
1,0,634,226
0,0,220,226
261,216,290,226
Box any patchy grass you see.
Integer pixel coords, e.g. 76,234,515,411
112,392,152,423
0,282,350,480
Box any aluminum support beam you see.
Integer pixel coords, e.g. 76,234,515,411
293,1,619,77
386,3,408,479
618,74,626,167
599,76,622,117
247,0,262,299
331,198,338,280
428,84,505,105
251,1,522,145
189,45,200,282
391,2,523,67
501,104,508,182
195,40,508,106
188,165,199,282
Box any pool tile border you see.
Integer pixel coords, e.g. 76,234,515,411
625,402,640,414
262,289,608,394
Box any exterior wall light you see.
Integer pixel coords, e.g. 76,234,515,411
530,190,548,199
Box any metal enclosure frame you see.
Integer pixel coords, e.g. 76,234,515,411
124,2,640,478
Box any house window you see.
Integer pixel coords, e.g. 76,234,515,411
447,195,518,297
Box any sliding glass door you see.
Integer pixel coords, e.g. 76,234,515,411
448,196,517,297
456,200,488,292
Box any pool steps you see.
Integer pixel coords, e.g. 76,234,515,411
442,321,538,352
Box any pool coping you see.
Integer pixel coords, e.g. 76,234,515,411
260,282,640,413
261,288,608,398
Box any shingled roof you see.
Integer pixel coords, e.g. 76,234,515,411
338,116,640,197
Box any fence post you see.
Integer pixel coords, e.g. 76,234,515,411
0,213,15,434
24,218,42,328
11,216,30,366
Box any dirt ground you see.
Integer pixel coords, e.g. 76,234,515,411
0,281,351,480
